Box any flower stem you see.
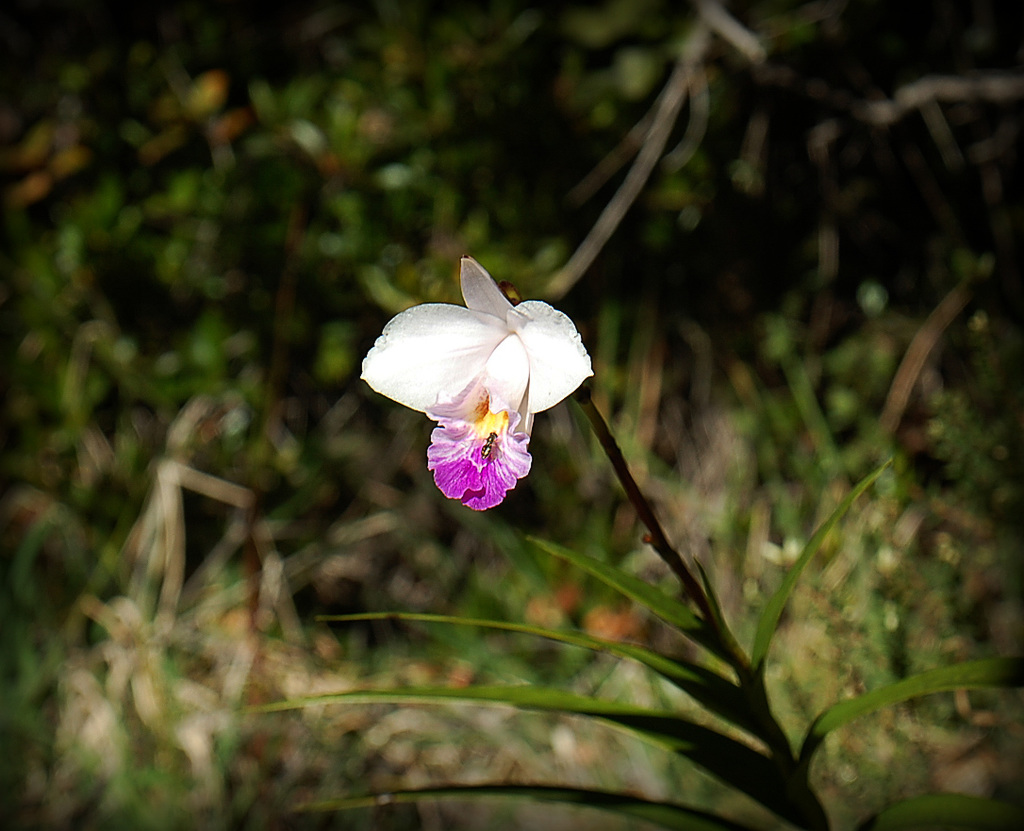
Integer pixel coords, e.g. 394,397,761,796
573,386,713,622
574,384,829,830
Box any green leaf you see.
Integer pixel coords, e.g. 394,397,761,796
528,537,725,659
258,684,803,825
694,560,747,671
750,459,892,671
321,611,757,737
857,793,1024,831
799,656,1024,767
300,784,756,831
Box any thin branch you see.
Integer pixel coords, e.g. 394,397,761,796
853,70,1024,126
565,111,654,208
757,65,1024,128
662,65,711,172
546,28,710,299
549,2,769,299
691,0,766,64
880,279,973,434
568,62,710,204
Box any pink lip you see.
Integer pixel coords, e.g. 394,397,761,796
426,414,532,510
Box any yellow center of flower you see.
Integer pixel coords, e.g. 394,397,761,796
470,393,510,437
475,405,509,438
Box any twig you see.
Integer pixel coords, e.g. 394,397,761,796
170,460,255,509
246,203,307,633
662,66,710,172
853,70,1024,126
546,28,710,299
756,65,1024,128
549,1,769,298
880,279,973,434
691,0,766,64
566,111,654,207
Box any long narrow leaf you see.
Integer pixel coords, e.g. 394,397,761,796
694,560,747,672
799,656,1024,767
528,537,725,659
751,459,892,671
258,684,803,825
300,784,756,831
857,793,1024,831
321,611,757,736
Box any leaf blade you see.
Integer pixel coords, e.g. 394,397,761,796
321,611,757,736
528,537,725,659
857,793,1024,831
799,656,1024,767
301,784,757,831
751,459,892,671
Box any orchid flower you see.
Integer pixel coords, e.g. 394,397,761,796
361,256,592,510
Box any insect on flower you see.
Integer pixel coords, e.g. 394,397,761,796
480,431,498,459
361,256,592,510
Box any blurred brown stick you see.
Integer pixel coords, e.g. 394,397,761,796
546,27,710,299
880,279,972,434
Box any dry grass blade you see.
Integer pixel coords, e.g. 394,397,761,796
880,280,973,434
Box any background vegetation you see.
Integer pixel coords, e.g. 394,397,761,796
1,0,1022,828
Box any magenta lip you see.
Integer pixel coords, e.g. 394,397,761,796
426,415,532,510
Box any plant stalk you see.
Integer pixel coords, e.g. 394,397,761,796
574,386,712,620
574,384,830,830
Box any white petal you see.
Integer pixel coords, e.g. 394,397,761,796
460,256,512,320
483,333,530,415
361,303,507,412
509,300,593,412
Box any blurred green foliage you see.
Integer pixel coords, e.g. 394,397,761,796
2,0,1022,828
